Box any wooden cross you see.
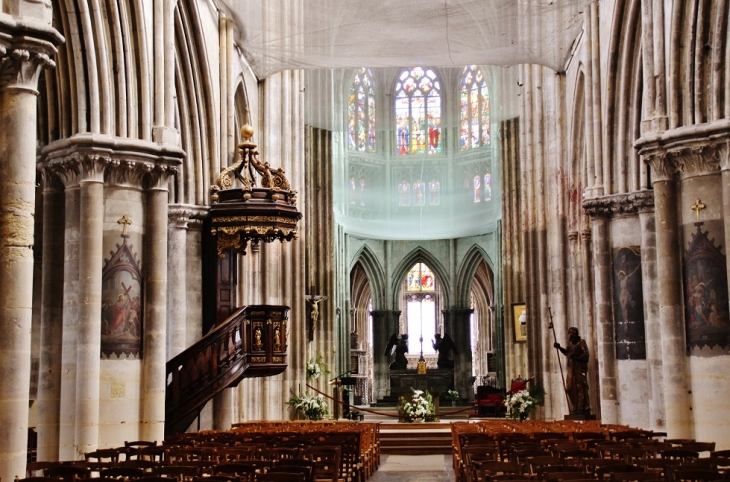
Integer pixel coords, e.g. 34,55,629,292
691,198,706,223
118,214,132,238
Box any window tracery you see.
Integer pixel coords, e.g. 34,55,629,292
395,67,442,155
460,65,490,151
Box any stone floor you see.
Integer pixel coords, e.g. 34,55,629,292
368,454,456,481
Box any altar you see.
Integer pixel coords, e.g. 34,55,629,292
389,368,454,398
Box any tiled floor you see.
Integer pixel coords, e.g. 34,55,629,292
369,454,456,481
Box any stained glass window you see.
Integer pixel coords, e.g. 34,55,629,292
359,178,366,206
398,181,411,206
484,172,492,201
428,180,440,205
395,67,442,155
473,175,481,203
460,65,490,151
348,68,376,152
413,180,426,206
407,293,436,354
407,263,435,292
350,177,357,204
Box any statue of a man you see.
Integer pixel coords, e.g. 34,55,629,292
553,327,591,414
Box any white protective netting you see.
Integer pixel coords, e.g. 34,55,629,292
220,1,587,240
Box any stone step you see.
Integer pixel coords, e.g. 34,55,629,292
379,424,453,455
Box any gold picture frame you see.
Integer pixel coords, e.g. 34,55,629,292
512,303,527,342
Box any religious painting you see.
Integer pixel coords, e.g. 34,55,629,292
512,303,527,342
101,223,143,359
612,246,646,360
684,224,730,352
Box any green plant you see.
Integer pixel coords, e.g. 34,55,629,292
305,354,330,381
445,389,460,402
287,391,329,420
397,388,437,422
504,389,540,421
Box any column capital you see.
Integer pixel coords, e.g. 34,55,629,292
39,134,183,189
636,119,730,181
567,231,580,243
0,15,63,92
582,190,654,218
168,204,207,229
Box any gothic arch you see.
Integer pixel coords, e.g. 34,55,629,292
455,245,493,308
350,262,372,343
351,245,386,310
604,0,643,195
669,0,730,128
390,247,450,309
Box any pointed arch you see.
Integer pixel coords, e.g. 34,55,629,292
351,245,386,310
390,247,450,309
455,245,493,308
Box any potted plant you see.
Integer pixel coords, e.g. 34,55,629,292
397,389,437,423
305,353,330,381
287,391,329,420
446,389,460,406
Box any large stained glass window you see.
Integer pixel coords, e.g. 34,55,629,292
460,65,490,151
348,68,376,152
395,67,442,155
405,263,437,354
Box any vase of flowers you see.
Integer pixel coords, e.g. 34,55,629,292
504,389,540,421
446,389,460,406
305,354,330,381
397,388,437,423
287,391,329,421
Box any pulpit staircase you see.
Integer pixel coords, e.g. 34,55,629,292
165,305,289,435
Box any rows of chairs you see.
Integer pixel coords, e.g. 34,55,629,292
452,420,728,482
23,420,381,482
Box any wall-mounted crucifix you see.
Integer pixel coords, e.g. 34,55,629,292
691,198,706,224
305,286,327,342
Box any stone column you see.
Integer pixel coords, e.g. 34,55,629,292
36,172,65,461
0,43,58,479
646,156,692,438
141,170,172,441
590,216,618,423
371,310,400,401
167,207,191,359
442,309,473,399
639,205,665,431
75,157,106,458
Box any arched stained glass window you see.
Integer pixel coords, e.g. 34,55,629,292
395,67,442,155
405,263,437,354
428,180,440,205
348,68,376,152
460,65,490,151
484,172,492,201
473,175,481,203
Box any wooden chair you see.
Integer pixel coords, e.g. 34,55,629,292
98,468,145,479
272,461,315,482
672,468,722,482
25,462,58,477
595,465,643,480
610,473,667,482
212,463,257,482
85,449,122,467
302,446,342,482
16,478,64,482
546,472,597,482
257,474,307,482
536,466,584,481
152,465,201,482
46,466,91,482
119,460,158,472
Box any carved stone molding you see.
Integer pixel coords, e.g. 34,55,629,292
582,190,654,219
568,231,579,243
0,47,54,92
636,120,730,181
168,204,208,229
38,134,183,189
581,229,591,242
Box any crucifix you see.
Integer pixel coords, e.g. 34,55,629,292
691,198,706,223
305,286,327,342
118,214,132,239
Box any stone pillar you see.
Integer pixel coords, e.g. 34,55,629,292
371,310,400,401
646,157,692,438
442,309,473,399
141,171,172,441
639,206,665,431
0,42,58,479
75,157,106,458
167,207,191,359
590,216,618,423
36,172,65,461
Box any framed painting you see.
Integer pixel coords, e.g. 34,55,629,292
512,303,527,342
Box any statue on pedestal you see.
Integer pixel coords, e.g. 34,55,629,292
553,326,591,414
433,333,457,369
385,333,409,369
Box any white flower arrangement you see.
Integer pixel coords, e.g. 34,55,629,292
446,389,460,402
305,354,330,381
398,389,437,422
287,391,329,420
504,389,539,421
